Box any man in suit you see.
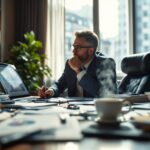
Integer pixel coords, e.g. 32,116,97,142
38,30,117,98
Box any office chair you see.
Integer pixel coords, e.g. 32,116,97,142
118,53,150,94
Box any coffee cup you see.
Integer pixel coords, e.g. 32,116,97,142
94,97,131,121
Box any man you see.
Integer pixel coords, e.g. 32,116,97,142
38,30,117,98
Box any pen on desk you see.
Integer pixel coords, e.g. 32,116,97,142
35,84,48,91
35,84,49,99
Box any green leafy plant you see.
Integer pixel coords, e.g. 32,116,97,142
7,31,52,94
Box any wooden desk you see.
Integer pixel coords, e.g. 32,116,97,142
2,136,150,150
1,104,150,150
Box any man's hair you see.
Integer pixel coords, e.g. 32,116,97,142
75,30,99,51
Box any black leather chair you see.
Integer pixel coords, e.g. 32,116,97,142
118,53,150,94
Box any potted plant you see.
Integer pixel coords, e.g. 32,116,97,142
7,31,52,94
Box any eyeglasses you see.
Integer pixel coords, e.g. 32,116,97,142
71,45,93,51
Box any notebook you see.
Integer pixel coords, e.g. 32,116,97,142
0,63,51,102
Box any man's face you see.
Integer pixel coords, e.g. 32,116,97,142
72,37,94,62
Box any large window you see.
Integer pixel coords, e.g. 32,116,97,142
64,0,150,74
65,0,93,61
65,0,129,72
99,0,129,71
134,0,150,53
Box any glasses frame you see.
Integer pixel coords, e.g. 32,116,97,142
72,45,93,51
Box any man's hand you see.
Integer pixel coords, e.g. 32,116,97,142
38,86,54,98
68,56,83,73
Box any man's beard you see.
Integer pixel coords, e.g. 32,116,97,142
78,56,88,62
76,51,90,63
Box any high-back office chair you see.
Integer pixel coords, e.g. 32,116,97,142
118,53,150,94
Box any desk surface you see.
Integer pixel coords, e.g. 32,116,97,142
2,139,150,150
2,128,150,150
1,100,150,150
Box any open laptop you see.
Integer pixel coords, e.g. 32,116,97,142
0,63,48,102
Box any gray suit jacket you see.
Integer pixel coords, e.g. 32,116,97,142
51,53,117,98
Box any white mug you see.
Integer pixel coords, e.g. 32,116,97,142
94,97,131,121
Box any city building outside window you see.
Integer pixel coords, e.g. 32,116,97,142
99,0,129,71
65,0,129,72
65,0,93,61
134,0,150,53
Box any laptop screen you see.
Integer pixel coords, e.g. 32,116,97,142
0,64,29,98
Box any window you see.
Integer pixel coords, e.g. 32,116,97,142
134,0,150,53
65,0,93,61
65,0,129,72
47,0,150,80
99,0,129,71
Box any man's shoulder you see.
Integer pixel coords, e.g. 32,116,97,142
93,52,116,69
94,52,115,62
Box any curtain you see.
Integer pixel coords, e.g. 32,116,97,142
15,0,48,54
1,0,15,61
46,0,65,80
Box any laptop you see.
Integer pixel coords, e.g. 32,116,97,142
0,63,49,102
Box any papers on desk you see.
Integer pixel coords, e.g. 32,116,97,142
35,97,94,104
21,106,71,115
26,116,82,142
15,101,57,107
0,112,12,121
0,114,42,144
0,102,58,110
0,112,82,144
114,94,149,103
132,103,150,110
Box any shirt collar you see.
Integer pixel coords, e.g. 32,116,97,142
84,58,94,69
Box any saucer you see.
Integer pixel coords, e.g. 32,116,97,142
95,118,121,126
